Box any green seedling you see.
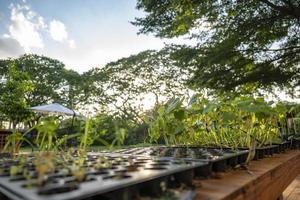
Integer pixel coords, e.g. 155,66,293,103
71,162,85,182
10,165,20,177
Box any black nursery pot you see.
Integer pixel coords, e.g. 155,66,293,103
227,156,238,168
237,152,249,165
98,185,139,200
212,159,227,172
139,176,169,197
264,146,273,156
278,143,284,152
284,141,292,150
168,169,194,188
253,145,280,160
291,139,300,149
194,162,212,178
254,148,265,160
275,142,289,152
296,140,300,149
183,146,248,169
272,145,280,154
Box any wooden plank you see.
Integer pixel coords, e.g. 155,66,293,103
283,181,297,200
287,187,300,200
194,150,300,200
283,175,300,200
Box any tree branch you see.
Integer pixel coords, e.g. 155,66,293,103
237,46,300,53
259,0,300,20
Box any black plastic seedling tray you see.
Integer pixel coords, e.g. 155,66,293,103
251,145,282,160
0,153,208,200
291,139,300,149
115,146,249,173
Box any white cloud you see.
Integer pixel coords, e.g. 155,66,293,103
49,19,76,49
7,4,45,53
49,20,68,42
3,34,10,38
26,10,35,19
38,16,47,29
2,3,75,56
68,39,76,49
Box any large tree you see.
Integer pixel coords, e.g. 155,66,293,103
89,49,191,123
0,55,84,109
59,69,84,110
0,63,34,128
133,0,300,95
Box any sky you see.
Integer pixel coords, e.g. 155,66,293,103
0,0,190,73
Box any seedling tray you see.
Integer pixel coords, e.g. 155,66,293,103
0,153,208,200
250,145,281,160
115,146,249,173
291,139,300,149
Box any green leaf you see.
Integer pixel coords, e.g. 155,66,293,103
165,97,182,114
221,112,236,122
174,109,185,121
157,106,165,116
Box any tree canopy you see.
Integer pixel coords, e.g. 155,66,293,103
0,63,34,128
133,0,300,95
85,49,191,122
0,54,84,110
0,51,190,126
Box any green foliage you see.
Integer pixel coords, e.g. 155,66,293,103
3,127,35,154
110,125,127,148
0,55,89,129
32,117,77,151
0,55,64,105
0,54,88,112
0,52,191,132
88,49,191,121
148,97,187,145
79,118,91,150
3,130,25,154
148,95,283,148
133,0,300,95
35,117,59,151
73,115,129,150
0,63,34,127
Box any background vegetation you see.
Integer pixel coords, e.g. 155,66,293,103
0,0,299,146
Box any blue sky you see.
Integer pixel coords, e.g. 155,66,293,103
0,0,190,73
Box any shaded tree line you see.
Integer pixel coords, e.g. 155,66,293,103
0,51,190,139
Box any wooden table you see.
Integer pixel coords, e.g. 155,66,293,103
194,150,300,200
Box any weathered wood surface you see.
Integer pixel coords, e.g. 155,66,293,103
194,150,300,200
283,175,300,200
